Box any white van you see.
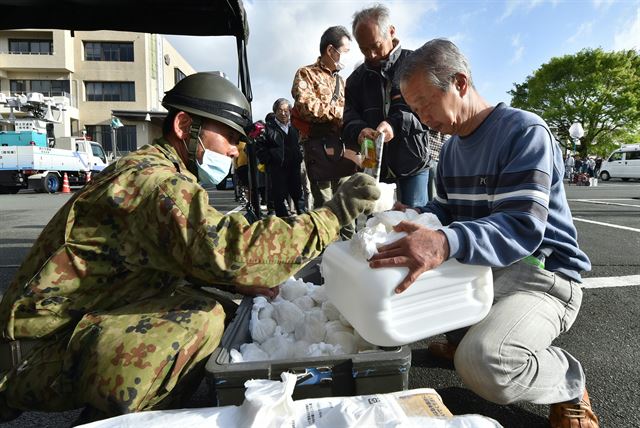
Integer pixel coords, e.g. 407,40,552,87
599,144,640,181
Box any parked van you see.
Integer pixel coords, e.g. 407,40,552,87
599,144,640,181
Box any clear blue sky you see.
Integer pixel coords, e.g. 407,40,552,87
167,0,640,121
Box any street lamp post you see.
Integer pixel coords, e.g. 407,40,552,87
569,122,584,155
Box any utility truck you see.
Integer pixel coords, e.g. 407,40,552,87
0,131,108,194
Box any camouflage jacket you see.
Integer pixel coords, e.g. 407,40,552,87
0,139,340,340
291,58,345,138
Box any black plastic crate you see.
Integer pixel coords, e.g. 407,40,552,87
205,295,411,406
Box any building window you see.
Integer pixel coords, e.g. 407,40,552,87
86,124,137,154
10,80,27,93
174,68,187,84
85,82,135,101
627,151,640,161
10,79,71,97
9,39,53,54
84,42,134,62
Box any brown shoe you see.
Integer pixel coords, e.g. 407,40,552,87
427,340,457,361
549,389,599,428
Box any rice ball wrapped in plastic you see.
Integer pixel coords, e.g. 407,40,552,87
325,319,352,335
309,285,328,304
230,348,244,363
321,301,341,321
249,310,276,343
307,342,343,357
326,330,357,354
294,310,327,343
292,295,316,311
292,340,312,358
239,342,270,362
258,302,275,320
306,307,327,324
272,299,304,333
280,278,308,301
253,295,269,307
262,334,295,360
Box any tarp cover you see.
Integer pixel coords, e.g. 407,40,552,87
0,0,248,40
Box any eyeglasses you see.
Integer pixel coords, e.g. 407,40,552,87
330,45,349,56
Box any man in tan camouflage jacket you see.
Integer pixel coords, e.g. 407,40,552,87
0,72,379,422
291,25,360,240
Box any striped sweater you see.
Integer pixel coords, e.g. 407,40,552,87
421,103,591,281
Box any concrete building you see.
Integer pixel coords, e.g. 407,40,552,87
0,29,195,156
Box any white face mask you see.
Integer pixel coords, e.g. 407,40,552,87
195,138,232,187
330,45,345,71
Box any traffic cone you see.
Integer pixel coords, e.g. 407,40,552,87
62,172,71,193
86,171,92,183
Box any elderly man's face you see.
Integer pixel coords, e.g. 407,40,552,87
354,19,395,67
275,102,290,125
401,73,461,135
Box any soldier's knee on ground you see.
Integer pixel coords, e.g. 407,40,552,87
67,291,225,416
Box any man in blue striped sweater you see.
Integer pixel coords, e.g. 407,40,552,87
369,39,598,428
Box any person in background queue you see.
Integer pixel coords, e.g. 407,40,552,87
291,25,359,239
0,72,379,423
257,98,305,217
343,4,444,206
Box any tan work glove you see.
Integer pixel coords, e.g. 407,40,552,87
325,173,380,226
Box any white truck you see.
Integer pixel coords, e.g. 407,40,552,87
0,132,108,194
598,144,640,182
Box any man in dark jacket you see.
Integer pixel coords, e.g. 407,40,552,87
343,4,442,207
257,98,305,217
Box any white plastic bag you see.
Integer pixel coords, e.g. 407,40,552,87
78,373,504,428
235,372,297,428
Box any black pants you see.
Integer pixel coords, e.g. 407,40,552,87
269,162,304,217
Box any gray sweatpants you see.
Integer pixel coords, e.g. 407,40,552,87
453,261,585,405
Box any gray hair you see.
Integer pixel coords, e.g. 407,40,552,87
352,4,392,39
398,38,474,92
272,98,290,113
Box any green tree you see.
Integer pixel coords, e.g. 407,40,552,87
509,48,640,157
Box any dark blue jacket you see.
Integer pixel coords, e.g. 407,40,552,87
256,118,302,167
342,44,430,179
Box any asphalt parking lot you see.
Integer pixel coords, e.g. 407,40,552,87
1,180,639,427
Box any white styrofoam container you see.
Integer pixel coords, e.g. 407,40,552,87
321,240,493,347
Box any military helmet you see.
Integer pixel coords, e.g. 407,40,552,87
162,72,252,138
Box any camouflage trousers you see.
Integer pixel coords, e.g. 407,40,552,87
0,286,225,418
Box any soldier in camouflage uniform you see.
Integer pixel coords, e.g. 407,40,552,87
0,72,380,422
291,25,360,240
